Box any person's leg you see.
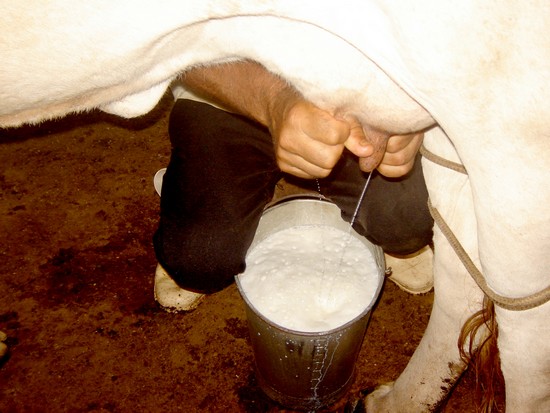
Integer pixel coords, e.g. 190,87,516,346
153,100,280,297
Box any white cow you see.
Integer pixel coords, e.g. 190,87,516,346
1,1,549,411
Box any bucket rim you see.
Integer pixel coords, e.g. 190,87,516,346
263,193,333,211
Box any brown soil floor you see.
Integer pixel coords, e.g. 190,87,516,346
0,93,499,412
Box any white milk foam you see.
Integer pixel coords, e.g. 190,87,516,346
240,225,379,332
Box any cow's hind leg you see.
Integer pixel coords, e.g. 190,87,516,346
364,127,485,412
496,303,550,412
364,229,484,412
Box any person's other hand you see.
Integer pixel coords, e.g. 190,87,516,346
376,132,424,177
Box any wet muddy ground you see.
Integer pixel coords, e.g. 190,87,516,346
1,94,494,412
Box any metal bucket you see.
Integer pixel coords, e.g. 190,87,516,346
236,196,385,410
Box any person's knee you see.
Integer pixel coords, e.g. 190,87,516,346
154,229,249,294
368,225,433,255
166,258,243,294
361,197,433,255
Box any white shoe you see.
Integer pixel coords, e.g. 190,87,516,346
154,264,205,312
385,245,434,294
153,168,166,196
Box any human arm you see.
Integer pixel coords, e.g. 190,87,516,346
272,100,422,178
180,60,372,178
180,60,420,178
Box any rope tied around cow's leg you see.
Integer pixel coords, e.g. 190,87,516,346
421,145,550,311
428,199,550,310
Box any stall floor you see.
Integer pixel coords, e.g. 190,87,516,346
0,94,501,412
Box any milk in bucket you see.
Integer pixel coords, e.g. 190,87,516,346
239,224,379,332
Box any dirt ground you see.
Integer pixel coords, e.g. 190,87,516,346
0,93,497,412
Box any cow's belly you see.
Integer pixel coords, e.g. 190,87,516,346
0,3,436,133
198,15,437,135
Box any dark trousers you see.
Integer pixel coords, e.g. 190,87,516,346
153,99,433,293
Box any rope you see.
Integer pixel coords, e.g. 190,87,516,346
428,199,550,310
420,145,467,175
422,146,550,310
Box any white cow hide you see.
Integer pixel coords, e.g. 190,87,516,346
1,1,549,412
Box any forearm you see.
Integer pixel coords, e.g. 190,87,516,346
180,60,299,129
179,60,420,178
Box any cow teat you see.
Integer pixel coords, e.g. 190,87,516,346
357,126,389,172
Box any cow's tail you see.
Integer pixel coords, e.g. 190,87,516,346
458,296,503,413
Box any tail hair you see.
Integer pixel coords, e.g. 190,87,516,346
458,296,504,413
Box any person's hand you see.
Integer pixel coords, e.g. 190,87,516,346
269,94,374,178
265,78,422,179
376,132,424,177
180,60,422,179
181,60,420,179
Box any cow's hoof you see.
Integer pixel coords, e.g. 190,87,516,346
344,396,366,413
345,388,376,413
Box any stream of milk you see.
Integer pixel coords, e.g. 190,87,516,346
239,225,379,332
